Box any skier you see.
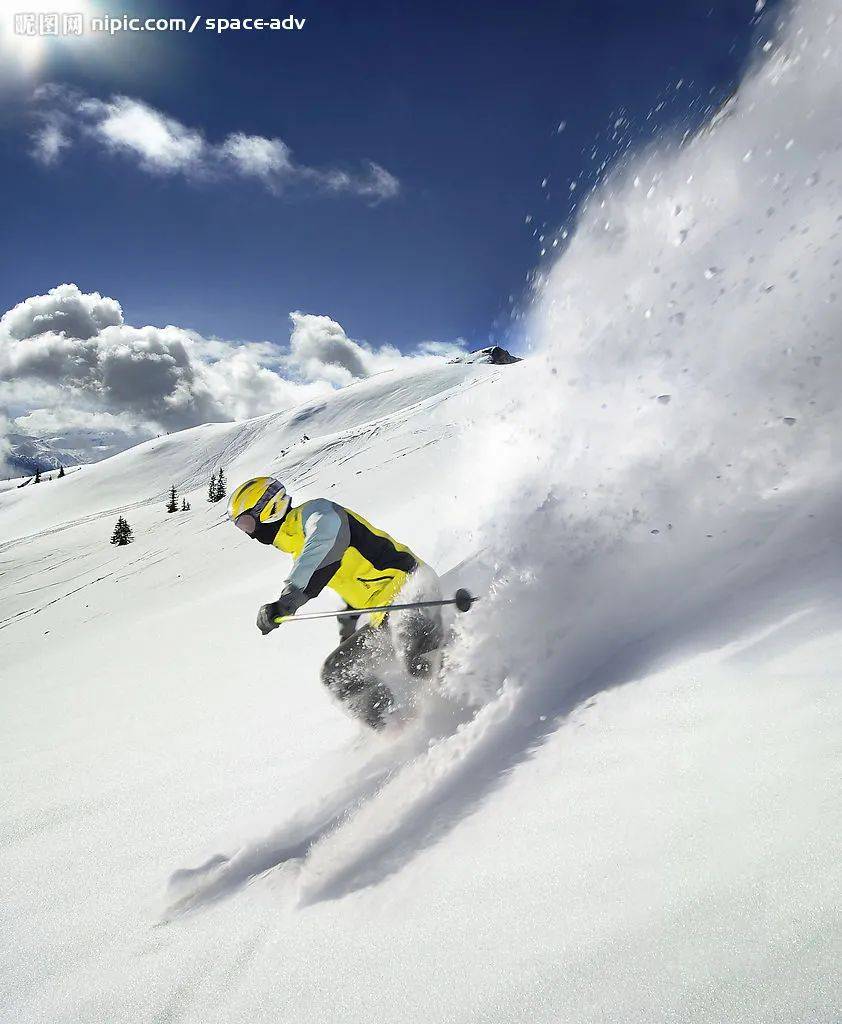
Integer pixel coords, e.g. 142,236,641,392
227,477,443,729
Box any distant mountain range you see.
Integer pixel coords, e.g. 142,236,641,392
2,428,146,480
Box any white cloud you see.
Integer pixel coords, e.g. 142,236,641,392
287,312,372,384
81,95,206,174
286,312,462,386
417,339,469,358
2,282,122,340
0,284,462,454
31,87,400,202
221,133,293,185
357,162,400,201
13,406,142,437
314,161,401,201
30,119,70,166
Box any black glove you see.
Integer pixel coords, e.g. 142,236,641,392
256,586,308,635
338,606,362,643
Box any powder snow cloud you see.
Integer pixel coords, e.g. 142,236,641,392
29,86,400,202
0,284,462,451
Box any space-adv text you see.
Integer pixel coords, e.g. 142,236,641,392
205,16,307,34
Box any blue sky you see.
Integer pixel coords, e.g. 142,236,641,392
1,0,775,353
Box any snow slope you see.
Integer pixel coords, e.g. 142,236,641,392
3,1,842,1021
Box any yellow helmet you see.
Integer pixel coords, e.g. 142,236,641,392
228,477,291,535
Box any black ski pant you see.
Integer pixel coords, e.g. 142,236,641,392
320,605,443,729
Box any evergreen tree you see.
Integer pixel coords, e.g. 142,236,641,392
181,498,191,511
214,466,227,502
110,516,134,546
58,465,65,479
207,471,217,503
33,467,41,484
166,484,179,513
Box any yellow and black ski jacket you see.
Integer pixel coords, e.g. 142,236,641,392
274,499,419,626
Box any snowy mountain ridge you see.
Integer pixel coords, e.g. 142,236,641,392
0,347,519,480
0,360,499,542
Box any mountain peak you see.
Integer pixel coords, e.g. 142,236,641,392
450,345,521,365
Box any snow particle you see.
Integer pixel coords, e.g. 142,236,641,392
656,394,672,404
782,416,797,426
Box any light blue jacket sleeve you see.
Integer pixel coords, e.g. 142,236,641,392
286,498,351,597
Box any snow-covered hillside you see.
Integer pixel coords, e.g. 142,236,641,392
3,1,842,1021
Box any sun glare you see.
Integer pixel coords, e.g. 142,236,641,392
1,0,98,74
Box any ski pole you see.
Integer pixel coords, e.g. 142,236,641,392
274,588,478,624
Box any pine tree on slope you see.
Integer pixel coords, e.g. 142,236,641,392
214,467,227,502
166,484,179,514
110,517,134,546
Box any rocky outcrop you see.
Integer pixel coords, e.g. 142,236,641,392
450,345,522,365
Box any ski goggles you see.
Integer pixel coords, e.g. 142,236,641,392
233,479,287,535
234,512,258,534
